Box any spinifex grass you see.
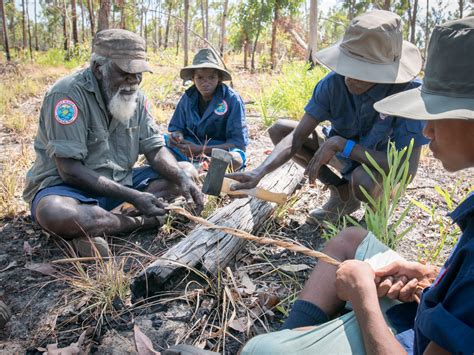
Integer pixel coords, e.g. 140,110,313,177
349,140,415,249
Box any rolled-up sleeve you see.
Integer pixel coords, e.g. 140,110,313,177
225,94,248,150
138,97,165,155
43,92,88,160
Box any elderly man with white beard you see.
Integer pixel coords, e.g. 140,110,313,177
23,29,204,257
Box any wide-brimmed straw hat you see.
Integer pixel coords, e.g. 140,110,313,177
314,10,421,84
180,48,232,81
93,29,152,74
374,17,474,120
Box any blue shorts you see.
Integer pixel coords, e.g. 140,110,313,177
163,134,247,171
30,166,160,222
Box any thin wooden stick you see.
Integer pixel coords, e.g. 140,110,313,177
167,207,341,266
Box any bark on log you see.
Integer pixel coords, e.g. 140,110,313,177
131,162,304,300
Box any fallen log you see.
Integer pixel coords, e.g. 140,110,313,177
131,162,305,300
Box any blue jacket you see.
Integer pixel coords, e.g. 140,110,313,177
413,193,474,354
168,83,249,150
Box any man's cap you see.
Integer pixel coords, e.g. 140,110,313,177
180,48,232,81
314,10,422,84
375,17,474,120
92,29,152,74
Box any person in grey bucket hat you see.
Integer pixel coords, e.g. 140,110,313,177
24,29,204,257
166,48,248,171
240,17,474,355
228,10,429,225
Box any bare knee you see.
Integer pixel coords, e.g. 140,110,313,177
351,167,381,202
35,196,85,239
268,119,296,145
325,227,368,260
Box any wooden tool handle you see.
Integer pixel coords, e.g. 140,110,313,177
221,178,287,205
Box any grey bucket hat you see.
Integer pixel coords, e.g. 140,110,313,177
375,17,474,120
180,48,232,81
314,10,422,84
93,29,152,74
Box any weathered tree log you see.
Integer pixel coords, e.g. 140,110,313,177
131,162,305,300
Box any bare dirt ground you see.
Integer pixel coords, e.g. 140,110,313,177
0,63,472,354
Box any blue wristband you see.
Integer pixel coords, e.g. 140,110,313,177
342,140,356,158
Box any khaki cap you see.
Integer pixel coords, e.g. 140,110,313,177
93,29,152,74
314,10,422,84
180,48,232,81
375,17,474,120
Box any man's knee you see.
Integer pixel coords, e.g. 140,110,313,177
35,195,84,239
350,167,381,202
325,227,368,260
268,119,295,145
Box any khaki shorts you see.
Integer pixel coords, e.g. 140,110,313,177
241,232,404,355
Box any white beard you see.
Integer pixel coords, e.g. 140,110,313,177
108,89,138,124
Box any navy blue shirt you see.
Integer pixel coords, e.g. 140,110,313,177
413,193,474,354
168,83,249,150
304,72,429,153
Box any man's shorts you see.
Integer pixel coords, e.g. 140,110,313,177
241,232,408,355
30,166,160,222
163,134,247,171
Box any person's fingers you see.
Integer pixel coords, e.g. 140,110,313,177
229,180,257,191
225,172,246,181
376,275,394,298
375,260,402,277
309,161,321,185
387,275,408,299
190,187,204,212
399,278,419,302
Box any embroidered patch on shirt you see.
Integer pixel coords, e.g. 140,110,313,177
145,98,153,115
214,100,228,116
54,99,78,125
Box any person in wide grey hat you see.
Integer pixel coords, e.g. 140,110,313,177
228,10,428,225
24,29,204,257
166,48,249,171
241,17,474,355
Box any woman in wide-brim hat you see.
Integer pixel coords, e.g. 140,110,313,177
165,48,249,171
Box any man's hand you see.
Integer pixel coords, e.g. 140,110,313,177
175,141,204,157
176,175,204,215
170,131,184,144
225,170,262,190
305,136,345,184
131,191,167,216
336,260,376,302
375,260,438,302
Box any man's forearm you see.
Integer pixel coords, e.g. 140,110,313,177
202,142,237,155
352,291,407,355
55,158,142,203
146,146,188,182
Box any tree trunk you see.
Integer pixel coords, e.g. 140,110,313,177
458,0,464,18
87,0,95,36
306,0,317,64
251,4,265,71
243,34,248,70
383,0,391,10
183,0,189,65
26,0,32,59
71,0,79,45
80,0,85,42
63,0,69,51
34,0,38,50
410,0,418,44
131,162,305,299
200,0,205,39
424,0,429,59
98,0,111,32
119,0,125,29
21,0,27,51
164,1,171,49
204,0,208,40
0,0,10,61
219,0,228,56
270,0,280,70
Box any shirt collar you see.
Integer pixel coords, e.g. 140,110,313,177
449,192,474,228
366,82,392,102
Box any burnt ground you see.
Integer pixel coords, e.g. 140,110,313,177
0,65,473,354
